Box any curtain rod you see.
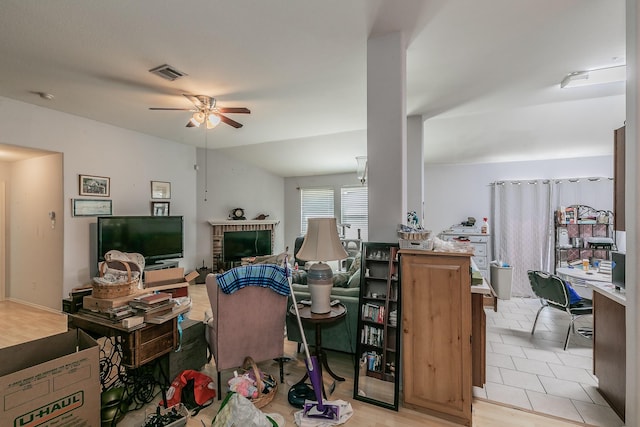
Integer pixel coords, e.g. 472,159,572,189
491,176,613,186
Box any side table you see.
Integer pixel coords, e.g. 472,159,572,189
289,302,347,395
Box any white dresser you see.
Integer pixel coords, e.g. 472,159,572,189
440,228,491,280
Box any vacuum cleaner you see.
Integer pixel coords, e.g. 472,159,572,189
285,255,340,422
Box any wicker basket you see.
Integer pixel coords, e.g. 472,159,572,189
398,230,431,240
92,260,139,299
241,356,277,409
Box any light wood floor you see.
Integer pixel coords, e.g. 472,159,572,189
0,287,591,427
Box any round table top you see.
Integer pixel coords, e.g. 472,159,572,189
289,302,346,324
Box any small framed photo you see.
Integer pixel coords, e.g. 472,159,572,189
72,199,113,217
79,174,110,197
151,181,171,199
151,201,170,216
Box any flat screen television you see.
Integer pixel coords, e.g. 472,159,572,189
611,251,626,289
223,230,272,262
97,216,184,264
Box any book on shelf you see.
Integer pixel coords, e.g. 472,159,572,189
361,324,384,347
362,303,385,324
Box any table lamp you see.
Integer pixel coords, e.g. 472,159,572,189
297,218,348,313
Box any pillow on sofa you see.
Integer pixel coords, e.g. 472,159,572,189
291,270,307,285
347,253,361,276
332,271,351,288
347,268,361,288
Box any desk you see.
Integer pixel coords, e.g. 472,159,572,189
586,281,626,422
289,303,347,394
556,266,610,299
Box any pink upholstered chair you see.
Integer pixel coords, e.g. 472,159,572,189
205,271,288,398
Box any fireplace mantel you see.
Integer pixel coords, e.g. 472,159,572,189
208,219,280,227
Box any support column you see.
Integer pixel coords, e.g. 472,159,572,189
407,115,425,225
625,1,638,426
367,32,407,242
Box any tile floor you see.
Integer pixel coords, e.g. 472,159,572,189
473,297,624,426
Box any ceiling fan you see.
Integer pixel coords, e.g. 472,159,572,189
149,94,250,129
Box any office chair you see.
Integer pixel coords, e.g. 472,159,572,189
527,270,593,350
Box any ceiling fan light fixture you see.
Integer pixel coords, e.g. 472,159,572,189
207,114,221,129
192,111,205,124
189,117,201,127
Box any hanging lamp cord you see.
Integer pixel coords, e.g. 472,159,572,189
204,129,208,202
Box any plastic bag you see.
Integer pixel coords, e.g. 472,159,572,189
212,392,280,427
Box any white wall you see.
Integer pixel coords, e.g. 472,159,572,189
195,148,285,269
9,154,63,308
284,156,614,259
424,156,614,236
0,96,198,303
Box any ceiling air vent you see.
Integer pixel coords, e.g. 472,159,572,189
148,64,188,81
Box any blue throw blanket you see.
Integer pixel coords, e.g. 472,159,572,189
216,264,291,296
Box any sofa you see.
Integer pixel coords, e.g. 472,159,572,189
286,246,361,354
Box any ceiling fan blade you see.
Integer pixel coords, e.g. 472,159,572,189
149,107,195,111
217,107,250,114
218,114,243,128
183,94,214,110
186,120,196,127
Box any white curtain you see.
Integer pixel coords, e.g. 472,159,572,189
492,180,554,297
492,177,613,297
552,178,614,213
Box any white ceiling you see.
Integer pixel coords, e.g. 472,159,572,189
0,0,626,177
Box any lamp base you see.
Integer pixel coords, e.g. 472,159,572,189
307,263,333,314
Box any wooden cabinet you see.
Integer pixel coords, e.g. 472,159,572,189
400,250,473,426
614,125,625,231
593,291,626,421
353,242,401,410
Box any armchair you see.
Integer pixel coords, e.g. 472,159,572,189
205,267,289,398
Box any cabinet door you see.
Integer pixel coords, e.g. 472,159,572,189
401,252,472,426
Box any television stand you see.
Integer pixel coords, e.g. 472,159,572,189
144,260,179,271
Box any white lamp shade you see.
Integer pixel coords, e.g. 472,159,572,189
297,218,348,262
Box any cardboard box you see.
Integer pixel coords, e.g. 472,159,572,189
0,329,100,427
144,268,198,298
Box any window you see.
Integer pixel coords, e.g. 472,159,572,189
341,186,368,241
300,187,334,235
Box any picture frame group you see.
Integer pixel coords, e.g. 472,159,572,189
151,201,170,216
79,174,110,197
151,181,171,199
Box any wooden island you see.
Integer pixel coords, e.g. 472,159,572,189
400,249,488,426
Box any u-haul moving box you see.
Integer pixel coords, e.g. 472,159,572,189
0,329,100,427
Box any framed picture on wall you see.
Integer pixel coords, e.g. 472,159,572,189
151,201,170,216
151,181,171,199
79,174,110,197
72,199,112,216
